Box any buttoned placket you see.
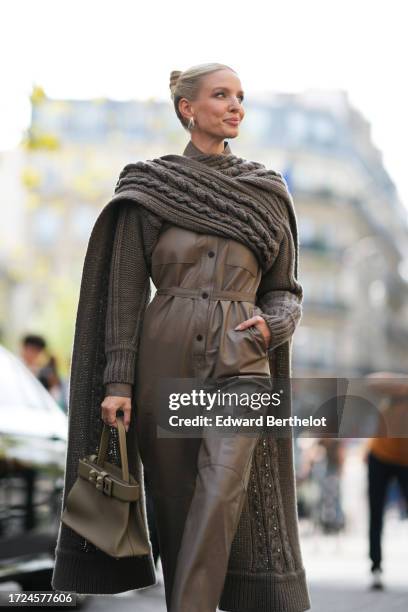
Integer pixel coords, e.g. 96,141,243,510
192,234,218,378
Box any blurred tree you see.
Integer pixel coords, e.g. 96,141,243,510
28,277,79,379
30,85,46,105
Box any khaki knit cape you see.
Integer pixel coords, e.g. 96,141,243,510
51,143,311,612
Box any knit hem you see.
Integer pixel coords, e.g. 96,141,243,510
219,567,311,612
103,348,137,385
51,549,157,595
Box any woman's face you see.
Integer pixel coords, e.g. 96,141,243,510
180,69,245,140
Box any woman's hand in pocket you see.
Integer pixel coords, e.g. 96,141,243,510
234,315,271,349
101,395,132,432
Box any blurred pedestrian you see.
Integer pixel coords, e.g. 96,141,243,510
313,439,346,534
306,439,346,534
20,333,66,411
363,371,408,590
20,333,46,375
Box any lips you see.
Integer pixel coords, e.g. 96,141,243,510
224,119,240,125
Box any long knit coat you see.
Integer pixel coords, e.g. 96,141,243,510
51,139,311,611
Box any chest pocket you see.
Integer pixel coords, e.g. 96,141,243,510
152,226,198,266
225,241,259,278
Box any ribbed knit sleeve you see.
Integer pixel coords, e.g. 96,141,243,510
103,202,151,392
255,223,303,353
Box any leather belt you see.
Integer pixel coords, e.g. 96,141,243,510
156,286,256,303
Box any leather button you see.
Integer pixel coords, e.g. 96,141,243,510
202,292,209,299
208,250,215,258
196,334,203,341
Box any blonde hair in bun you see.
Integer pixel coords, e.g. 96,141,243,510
169,71,183,99
169,62,237,132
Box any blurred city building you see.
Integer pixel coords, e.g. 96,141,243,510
1,85,408,375
240,90,408,376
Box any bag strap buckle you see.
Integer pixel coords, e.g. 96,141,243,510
93,470,112,496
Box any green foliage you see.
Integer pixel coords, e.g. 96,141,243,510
29,277,79,378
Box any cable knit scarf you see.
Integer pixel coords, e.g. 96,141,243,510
111,141,298,274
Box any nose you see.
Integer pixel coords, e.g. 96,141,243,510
228,95,241,107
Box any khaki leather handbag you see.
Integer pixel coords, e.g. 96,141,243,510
61,415,151,558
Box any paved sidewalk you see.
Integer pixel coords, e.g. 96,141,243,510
84,525,408,612
84,448,408,611
83,576,408,612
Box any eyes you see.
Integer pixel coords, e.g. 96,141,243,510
215,92,245,102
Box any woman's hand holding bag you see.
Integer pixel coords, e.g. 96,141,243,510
60,415,151,558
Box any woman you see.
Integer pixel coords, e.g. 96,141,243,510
52,63,311,611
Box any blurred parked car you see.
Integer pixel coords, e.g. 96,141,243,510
0,344,67,592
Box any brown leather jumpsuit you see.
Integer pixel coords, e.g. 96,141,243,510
135,222,273,611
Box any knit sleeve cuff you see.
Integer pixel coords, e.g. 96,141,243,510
255,290,303,351
105,382,133,398
260,313,297,351
103,348,137,386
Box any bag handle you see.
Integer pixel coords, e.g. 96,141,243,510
96,415,130,483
